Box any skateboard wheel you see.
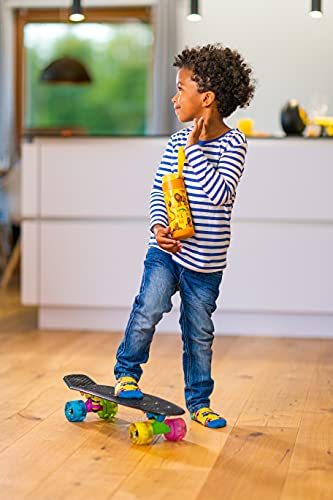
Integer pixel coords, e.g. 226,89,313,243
64,400,87,422
129,422,154,445
98,401,118,420
164,418,187,441
85,398,103,413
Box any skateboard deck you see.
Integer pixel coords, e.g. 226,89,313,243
63,374,187,444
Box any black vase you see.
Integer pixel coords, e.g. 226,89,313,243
281,102,307,136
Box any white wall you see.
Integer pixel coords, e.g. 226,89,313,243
176,0,333,135
5,0,333,135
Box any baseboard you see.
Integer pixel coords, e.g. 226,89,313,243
39,306,333,338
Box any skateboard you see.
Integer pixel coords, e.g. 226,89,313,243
63,374,187,445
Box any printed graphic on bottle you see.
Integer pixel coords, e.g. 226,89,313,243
164,188,194,234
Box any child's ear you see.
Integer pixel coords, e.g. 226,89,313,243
202,91,216,107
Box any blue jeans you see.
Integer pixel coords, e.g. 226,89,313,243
114,246,223,413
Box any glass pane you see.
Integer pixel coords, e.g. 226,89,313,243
24,22,153,135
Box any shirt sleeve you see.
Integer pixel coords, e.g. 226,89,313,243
185,138,248,206
149,137,175,231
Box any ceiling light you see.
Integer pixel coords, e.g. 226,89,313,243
69,0,85,23
187,0,202,22
310,0,323,18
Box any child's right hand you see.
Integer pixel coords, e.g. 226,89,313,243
186,117,204,147
153,225,182,253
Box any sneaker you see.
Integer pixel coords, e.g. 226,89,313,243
191,407,227,428
114,376,143,399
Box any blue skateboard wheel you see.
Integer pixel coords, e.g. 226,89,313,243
65,400,87,422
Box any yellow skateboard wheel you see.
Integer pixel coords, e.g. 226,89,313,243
129,421,154,445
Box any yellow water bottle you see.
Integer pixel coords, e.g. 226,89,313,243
162,147,195,240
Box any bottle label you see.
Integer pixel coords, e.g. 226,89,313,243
164,188,194,234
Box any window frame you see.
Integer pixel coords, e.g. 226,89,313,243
15,6,152,140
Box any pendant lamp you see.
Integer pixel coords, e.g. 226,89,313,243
310,0,323,18
187,0,202,22
69,0,85,22
40,57,92,84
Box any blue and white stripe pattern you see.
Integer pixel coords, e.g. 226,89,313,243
149,127,248,272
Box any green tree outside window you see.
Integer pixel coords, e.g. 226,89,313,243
24,23,153,135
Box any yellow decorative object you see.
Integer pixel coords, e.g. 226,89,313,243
299,107,310,126
313,116,333,136
237,118,254,136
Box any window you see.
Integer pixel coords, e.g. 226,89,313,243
16,8,153,137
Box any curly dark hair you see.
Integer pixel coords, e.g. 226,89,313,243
173,43,255,118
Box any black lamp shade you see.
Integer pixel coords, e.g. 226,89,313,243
40,57,92,84
311,0,321,12
187,0,201,21
190,0,199,14
70,0,85,22
310,0,322,17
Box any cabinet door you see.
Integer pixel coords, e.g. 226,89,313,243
233,140,333,221
39,221,332,313
22,144,39,218
39,138,166,218
221,222,333,313
40,221,148,307
22,221,39,305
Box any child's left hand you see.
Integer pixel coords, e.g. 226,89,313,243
186,117,204,147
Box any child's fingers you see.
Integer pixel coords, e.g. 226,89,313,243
158,226,171,236
190,117,204,141
155,226,182,252
157,237,182,252
159,237,178,247
165,243,182,253
196,117,204,134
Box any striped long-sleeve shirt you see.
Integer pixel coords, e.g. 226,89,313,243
149,127,248,273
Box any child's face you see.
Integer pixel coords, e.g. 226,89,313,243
172,68,204,123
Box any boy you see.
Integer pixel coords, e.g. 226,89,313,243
114,44,255,428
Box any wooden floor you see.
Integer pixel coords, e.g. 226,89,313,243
1,286,333,499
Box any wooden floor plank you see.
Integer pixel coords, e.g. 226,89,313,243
108,418,230,500
1,287,333,499
25,417,135,500
0,409,104,498
211,336,281,425
235,338,323,428
199,425,298,500
280,411,333,500
280,341,333,500
0,332,121,453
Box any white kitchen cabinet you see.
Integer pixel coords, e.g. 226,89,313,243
223,221,332,313
39,220,147,307
21,137,333,336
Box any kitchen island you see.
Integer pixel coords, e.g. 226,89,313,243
21,136,333,337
